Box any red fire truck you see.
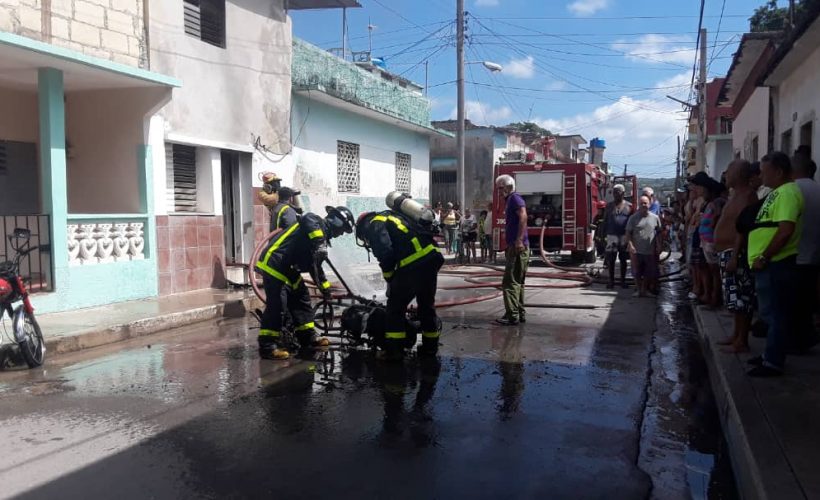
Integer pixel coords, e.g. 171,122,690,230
492,160,608,263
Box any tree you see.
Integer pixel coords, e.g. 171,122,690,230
504,121,552,137
749,0,818,32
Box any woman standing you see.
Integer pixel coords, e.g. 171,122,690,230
461,208,479,264
442,202,458,255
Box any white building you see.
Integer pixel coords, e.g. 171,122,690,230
763,8,820,172
146,0,356,295
718,32,781,163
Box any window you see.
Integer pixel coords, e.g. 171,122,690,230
751,136,759,162
800,121,813,156
166,143,198,212
719,117,733,135
432,170,456,184
395,152,411,193
782,129,793,155
337,141,360,193
184,0,226,48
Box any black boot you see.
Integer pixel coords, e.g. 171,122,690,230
417,339,439,357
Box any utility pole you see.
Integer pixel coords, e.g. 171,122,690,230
697,28,707,174
676,135,681,191
341,8,348,60
424,60,429,96
623,164,627,176
456,0,466,210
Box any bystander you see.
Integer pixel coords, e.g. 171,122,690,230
625,196,662,298
495,174,529,326
747,152,804,377
603,184,633,289
793,153,820,351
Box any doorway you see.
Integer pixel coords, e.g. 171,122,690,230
220,150,254,265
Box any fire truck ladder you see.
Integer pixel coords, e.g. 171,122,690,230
562,174,576,248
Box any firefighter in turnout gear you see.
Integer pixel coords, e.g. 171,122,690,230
355,207,444,361
258,173,301,230
256,205,355,360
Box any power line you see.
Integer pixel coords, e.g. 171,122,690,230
472,14,749,20
371,0,435,34
708,0,728,69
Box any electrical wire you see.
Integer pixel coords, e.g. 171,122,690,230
708,0,728,68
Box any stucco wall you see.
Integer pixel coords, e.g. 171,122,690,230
775,41,820,178
429,128,497,209
286,94,430,212
732,86,769,161
706,137,734,181
149,0,292,152
0,0,146,67
0,88,38,143
65,87,168,213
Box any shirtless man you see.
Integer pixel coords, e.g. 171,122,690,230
685,181,706,300
714,160,758,352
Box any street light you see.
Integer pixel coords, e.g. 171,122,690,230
467,60,503,73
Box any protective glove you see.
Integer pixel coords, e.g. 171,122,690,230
313,244,328,266
385,280,392,299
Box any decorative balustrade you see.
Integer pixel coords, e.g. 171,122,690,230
67,219,146,266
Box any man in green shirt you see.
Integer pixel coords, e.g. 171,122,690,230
746,152,804,377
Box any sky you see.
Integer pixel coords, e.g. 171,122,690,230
291,0,778,178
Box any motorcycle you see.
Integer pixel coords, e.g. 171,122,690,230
0,228,46,368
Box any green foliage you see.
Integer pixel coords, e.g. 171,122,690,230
504,121,552,137
749,0,788,32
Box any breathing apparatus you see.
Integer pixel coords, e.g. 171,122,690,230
385,191,437,232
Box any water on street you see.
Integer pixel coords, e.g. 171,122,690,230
0,263,737,499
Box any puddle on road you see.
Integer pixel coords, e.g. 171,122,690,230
640,264,738,500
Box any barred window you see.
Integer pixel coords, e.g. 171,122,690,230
395,152,411,193
337,141,360,193
184,0,226,48
166,143,198,212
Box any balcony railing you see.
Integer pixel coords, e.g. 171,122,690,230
292,38,432,130
0,215,52,293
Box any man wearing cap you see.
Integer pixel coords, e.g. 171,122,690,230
603,184,633,289
642,186,661,215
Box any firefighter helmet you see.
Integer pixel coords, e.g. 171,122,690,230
325,206,355,235
355,211,377,248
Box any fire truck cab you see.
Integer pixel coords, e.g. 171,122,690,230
492,161,606,263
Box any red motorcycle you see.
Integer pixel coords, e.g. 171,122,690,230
0,228,45,368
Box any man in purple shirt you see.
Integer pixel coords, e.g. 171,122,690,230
495,174,530,325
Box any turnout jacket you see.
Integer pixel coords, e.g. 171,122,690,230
256,212,332,291
268,202,299,231
365,210,443,280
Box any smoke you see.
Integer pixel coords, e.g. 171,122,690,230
327,245,386,301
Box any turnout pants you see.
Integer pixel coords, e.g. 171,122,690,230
385,260,442,351
259,269,315,348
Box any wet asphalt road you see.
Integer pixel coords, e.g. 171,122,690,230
0,265,735,499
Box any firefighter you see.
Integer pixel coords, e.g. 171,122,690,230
255,205,355,360
355,206,444,361
258,173,301,230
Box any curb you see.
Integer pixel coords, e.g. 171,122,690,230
692,305,805,500
45,296,262,356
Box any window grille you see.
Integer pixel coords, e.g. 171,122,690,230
166,143,198,212
184,0,226,48
337,141,360,193
395,152,411,193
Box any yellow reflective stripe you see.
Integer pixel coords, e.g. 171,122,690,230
411,236,422,252
399,243,438,268
422,331,440,339
259,329,280,337
263,222,300,264
275,205,290,228
295,322,316,331
385,331,406,339
292,275,303,289
256,261,293,287
308,229,324,239
320,281,331,289
372,215,409,233
382,271,394,279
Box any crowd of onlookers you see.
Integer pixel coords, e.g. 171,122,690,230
675,148,820,377
432,201,494,264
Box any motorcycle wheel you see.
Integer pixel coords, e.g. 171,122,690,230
17,310,45,368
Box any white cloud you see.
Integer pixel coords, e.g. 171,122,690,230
567,0,609,16
450,101,513,126
475,0,499,6
612,34,696,65
503,55,535,79
545,80,568,91
534,91,685,176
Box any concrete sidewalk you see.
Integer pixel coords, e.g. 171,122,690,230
693,305,820,500
36,288,262,355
